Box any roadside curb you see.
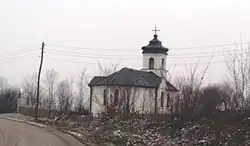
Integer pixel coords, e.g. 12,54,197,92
2,116,92,146
2,116,47,128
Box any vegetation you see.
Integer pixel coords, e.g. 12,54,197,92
0,87,19,113
1,49,250,145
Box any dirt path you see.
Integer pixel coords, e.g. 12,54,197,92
0,119,85,146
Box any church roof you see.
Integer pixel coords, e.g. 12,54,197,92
165,78,179,92
88,67,162,88
88,76,106,85
142,34,169,55
89,67,178,91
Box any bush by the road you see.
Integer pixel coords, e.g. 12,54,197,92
0,88,18,113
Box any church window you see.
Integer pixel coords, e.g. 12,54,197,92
167,93,170,107
103,89,107,105
160,91,164,107
149,57,154,69
114,89,119,105
161,58,165,69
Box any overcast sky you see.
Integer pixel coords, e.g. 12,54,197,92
1,0,250,86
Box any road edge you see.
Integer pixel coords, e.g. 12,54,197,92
2,116,92,146
3,116,47,127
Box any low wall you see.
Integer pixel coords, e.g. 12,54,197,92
18,107,89,118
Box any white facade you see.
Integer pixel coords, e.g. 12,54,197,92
90,79,177,116
141,53,167,78
91,86,155,115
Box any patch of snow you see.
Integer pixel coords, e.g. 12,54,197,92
198,140,207,143
64,130,83,137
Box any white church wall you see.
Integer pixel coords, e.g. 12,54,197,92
91,86,157,115
142,53,166,70
133,87,156,113
142,53,167,77
157,80,179,114
91,86,106,115
91,83,178,116
157,80,168,113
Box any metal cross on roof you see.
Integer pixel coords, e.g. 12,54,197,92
152,25,160,35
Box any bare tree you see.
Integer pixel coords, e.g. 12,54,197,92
74,69,88,112
0,76,8,90
0,87,18,113
118,87,139,114
140,88,155,114
56,79,73,111
21,73,37,107
98,63,119,76
42,69,58,111
169,58,213,119
92,86,140,118
91,63,121,116
225,43,250,110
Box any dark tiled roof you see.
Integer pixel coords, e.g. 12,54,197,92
166,81,179,92
142,34,169,55
160,75,179,92
88,67,162,88
88,76,106,86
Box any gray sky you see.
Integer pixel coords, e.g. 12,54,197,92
1,0,250,85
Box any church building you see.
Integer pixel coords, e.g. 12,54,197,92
88,29,178,116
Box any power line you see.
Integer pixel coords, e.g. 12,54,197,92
0,56,37,63
0,52,38,60
0,41,244,61
2,42,243,65
168,52,249,59
168,60,229,66
46,54,233,66
0,49,37,57
170,42,249,50
47,41,249,51
46,55,98,64
46,47,249,58
46,49,137,57
169,48,249,56
46,51,140,60
45,49,249,60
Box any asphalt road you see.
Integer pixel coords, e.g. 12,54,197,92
0,119,85,146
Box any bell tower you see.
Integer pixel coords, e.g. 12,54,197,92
141,26,169,77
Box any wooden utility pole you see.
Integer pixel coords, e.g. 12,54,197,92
35,42,45,120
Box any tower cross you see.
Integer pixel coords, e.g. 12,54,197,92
152,25,160,35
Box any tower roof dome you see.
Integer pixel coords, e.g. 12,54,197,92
142,34,169,55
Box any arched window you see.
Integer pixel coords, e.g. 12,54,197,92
167,93,170,108
160,91,164,107
149,57,154,69
161,58,165,69
103,89,107,105
114,89,119,105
